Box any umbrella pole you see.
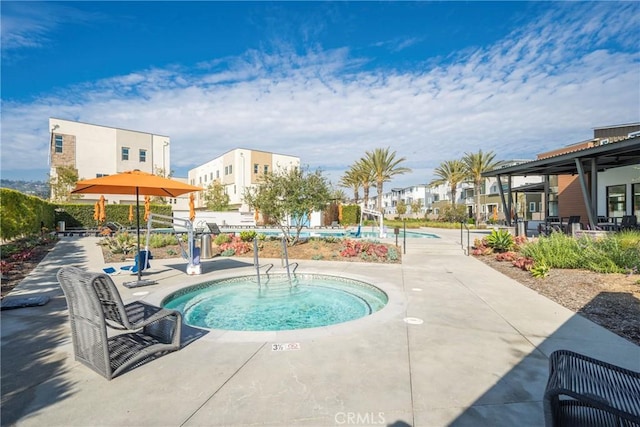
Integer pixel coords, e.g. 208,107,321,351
136,187,141,283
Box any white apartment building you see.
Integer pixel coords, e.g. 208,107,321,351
49,118,171,205
188,148,300,211
371,170,543,221
374,184,438,215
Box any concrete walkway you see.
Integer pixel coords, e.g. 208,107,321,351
1,228,638,427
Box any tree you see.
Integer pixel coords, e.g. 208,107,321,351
429,160,466,205
410,199,423,215
396,200,407,216
353,159,374,209
332,188,348,203
49,166,81,202
463,150,498,225
339,167,361,204
364,147,411,212
243,166,331,245
204,180,230,211
151,167,175,204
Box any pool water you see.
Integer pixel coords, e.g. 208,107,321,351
162,274,388,331
228,229,439,239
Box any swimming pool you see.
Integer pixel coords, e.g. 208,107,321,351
225,229,439,239
162,274,388,331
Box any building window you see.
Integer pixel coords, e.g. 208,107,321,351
264,165,268,174
96,173,109,178
209,172,213,181
633,183,640,219
254,164,259,174
54,135,63,153
216,170,220,179
607,184,626,218
139,149,146,162
229,165,232,174
529,202,536,212
224,166,228,175
122,147,129,161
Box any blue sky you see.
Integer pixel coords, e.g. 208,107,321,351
1,1,639,191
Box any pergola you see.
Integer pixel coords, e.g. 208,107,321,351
482,137,640,228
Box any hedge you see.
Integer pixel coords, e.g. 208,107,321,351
0,189,56,240
0,188,173,241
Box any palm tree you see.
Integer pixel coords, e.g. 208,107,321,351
353,159,375,209
463,150,499,224
339,167,361,204
429,159,466,205
364,147,412,212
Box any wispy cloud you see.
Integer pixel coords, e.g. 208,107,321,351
1,2,638,188
1,2,101,56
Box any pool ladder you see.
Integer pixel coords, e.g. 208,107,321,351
253,237,293,288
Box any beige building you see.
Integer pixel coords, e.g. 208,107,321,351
49,118,171,205
188,148,300,211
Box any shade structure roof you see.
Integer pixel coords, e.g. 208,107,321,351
71,170,202,197
482,137,640,178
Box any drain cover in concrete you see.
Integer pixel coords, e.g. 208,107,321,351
403,317,424,325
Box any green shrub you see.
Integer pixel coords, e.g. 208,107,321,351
239,230,257,242
520,231,640,274
520,232,582,269
386,246,399,261
438,204,468,223
99,232,137,254
485,229,514,252
148,233,178,248
214,233,232,245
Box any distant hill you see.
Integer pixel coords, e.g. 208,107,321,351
1,179,50,199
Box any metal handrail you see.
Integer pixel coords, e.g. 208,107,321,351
252,237,293,288
460,222,470,256
281,237,292,287
253,238,261,288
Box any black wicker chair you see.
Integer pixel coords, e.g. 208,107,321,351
544,349,640,426
57,266,182,380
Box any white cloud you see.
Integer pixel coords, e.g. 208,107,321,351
2,2,639,191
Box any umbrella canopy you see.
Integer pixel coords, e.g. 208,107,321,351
72,170,202,283
93,202,100,221
189,193,195,222
98,195,106,223
128,205,134,223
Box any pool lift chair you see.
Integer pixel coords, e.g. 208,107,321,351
145,213,202,275
360,206,385,238
57,266,182,380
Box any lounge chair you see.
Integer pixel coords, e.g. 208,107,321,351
56,266,182,380
544,349,640,426
206,222,222,235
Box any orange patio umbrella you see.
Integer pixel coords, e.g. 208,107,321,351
93,202,100,221
144,195,151,222
338,204,343,222
71,170,203,284
189,193,195,222
128,204,134,223
98,195,106,223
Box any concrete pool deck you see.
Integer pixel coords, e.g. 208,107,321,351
1,228,638,426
